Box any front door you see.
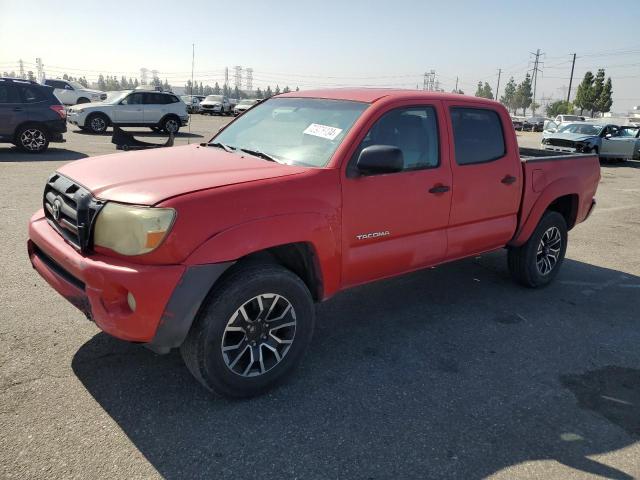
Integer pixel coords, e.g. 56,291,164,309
0,83,21,138
444,103,522,259
341,102,452,287
113,92,145,123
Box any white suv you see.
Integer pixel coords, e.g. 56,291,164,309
66,90,189,134
43,79,107,105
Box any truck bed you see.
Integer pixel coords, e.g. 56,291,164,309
510,148,601,246
519,147,595,162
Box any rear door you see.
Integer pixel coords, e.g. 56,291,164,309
341,101,453,287
113,92,145,123
0,83,21,138
443,103,522,258
143,93,168,123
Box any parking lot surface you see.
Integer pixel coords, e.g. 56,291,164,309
1,118,639,479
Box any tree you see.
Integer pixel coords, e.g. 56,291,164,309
474,81,493,99
530,101,540,114
515,73,532,115
213,82,221,95
275,85,281,95
97,74,106,91
597,77,613,115
475,81,484,97
295,86,299,92
500,77,517,113
574,71,595,115
27,71,35,81
591,69,605,116
233,86,240,99
451,88,464,94
546,100,574,118
256,87,263,98
283,86,291,93
265,86,273,97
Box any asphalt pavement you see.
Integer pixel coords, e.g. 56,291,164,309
1,120,639,479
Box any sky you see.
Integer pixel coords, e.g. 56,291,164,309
1,0,640,112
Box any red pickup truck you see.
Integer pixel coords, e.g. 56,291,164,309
28,89,600,397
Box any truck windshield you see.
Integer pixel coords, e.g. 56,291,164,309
212,97,369,167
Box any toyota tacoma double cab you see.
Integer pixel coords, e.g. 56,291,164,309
28,89,600,397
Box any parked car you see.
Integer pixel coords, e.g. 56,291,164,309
0,77,66,153
554,114,584,124
234,98,261,115
522,116,547,132
66,90,189,134
181,95,202,114
43,78,107,105
542,122,640,160
28,90,600,397
511,115,525,130
200,94,232,115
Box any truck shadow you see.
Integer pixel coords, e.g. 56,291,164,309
0,147,88,162
72,253,640,479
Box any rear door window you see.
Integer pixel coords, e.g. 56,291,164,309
0,84,20,103
18,86,46,103
145,93,171,105
450,107,506,165
122,93,144,105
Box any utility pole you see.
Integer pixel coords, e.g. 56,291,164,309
530,49,543,114
455,76,459,93
224,67,229,88
567,53,576,103
495,68,502,101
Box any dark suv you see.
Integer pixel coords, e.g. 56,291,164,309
0,78,67,153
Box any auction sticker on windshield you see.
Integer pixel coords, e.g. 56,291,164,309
303,123,343,140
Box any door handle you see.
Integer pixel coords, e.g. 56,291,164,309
501,175,517,185
428,185,450,194
13,107,23,112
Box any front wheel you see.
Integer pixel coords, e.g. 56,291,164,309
180,263,315,397
508,211,568,288
86,113,109,134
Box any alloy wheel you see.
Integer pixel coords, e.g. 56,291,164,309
165,119,179,133
20,129,46,151
536,226,562,275
90,117,106,132
221,293,297,377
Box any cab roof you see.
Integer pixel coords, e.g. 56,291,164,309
278,88,500,105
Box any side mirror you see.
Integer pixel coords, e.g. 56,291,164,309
356,145,404,175
605,133,612,139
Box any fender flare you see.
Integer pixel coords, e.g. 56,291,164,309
510,177,580,247
185,212,341,299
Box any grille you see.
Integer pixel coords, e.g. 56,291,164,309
43,174,103,253
547,139,576,148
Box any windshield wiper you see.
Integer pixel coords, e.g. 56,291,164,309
206,142,236,152
238,148,279,163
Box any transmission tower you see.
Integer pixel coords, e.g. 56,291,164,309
35,58,44,82
245,68,253,91
234,66,242,89
18,59,25,79
224,67,229,87
422,70,436,91
140,68,149,85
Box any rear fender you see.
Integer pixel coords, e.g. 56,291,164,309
510,177,580,247
185,213,341,299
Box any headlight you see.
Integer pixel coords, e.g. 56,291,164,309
75,108,85,113
93,203,176,256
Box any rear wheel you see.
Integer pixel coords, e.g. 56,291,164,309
508,211,567,288
161,116,180,134
180,263,315,397
16,124,49,153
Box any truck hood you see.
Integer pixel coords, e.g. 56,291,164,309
57,144,308,205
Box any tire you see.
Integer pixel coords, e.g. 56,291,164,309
86,113,109,134
180,263,315,398
508,211,568,288
16,124,49,153
161,116,180,134
76,97,90,104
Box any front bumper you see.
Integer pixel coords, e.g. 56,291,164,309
28,210,233,352
66,110,86,127
28,211,185,344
